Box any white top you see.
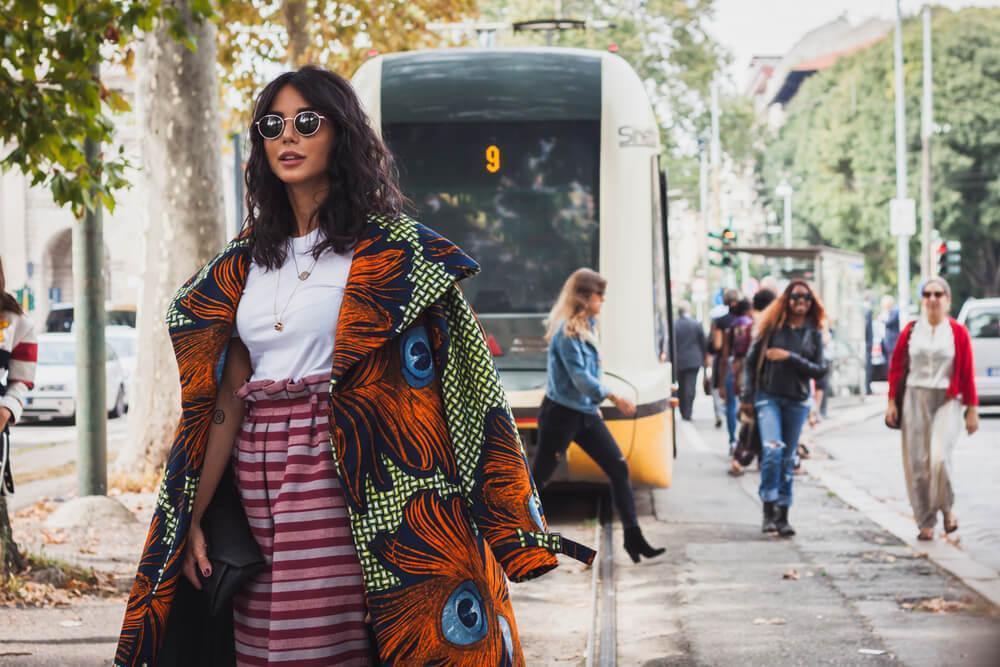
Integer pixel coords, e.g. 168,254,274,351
235,228,353,383
907,316,954,390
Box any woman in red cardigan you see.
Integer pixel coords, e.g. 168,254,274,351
885,277,979,541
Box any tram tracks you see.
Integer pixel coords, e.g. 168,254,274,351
586,491,617,667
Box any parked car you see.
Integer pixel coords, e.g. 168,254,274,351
45,303,136,333
22,333,128,422
105,325,137,407
957,298,1000,406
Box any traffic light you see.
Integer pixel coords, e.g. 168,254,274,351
937,240,961,276
708,227,737,267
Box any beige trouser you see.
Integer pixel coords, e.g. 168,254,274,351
901,386,963,530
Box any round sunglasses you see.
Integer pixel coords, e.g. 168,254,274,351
789,292,813,303
254,111,326,140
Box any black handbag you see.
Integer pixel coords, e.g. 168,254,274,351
733,333,771,466
198,465,265,617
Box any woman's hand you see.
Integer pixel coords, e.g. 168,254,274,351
739,402,754,419
885,401,899,429
610,394,637,418
965,407,979,435
182,519,212,590
765,347,790,361
0,406,12,433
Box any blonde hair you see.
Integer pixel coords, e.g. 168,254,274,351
544,268,607,342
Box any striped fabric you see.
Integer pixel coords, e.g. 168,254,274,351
0,310,38,424
233,373,372,666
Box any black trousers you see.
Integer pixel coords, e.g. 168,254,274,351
532,397,638,529
677,367,699,421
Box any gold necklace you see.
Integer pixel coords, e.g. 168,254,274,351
273,242,320,332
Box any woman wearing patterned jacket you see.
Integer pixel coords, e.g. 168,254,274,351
1,257,38,496
115,67,594,667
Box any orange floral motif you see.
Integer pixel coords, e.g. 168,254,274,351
330,325,458,510
368,491,523,666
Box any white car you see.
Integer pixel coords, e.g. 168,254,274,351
22,333,129,422
105,325,137,408
957,298,1000,406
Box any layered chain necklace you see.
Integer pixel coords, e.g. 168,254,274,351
272,238,320,332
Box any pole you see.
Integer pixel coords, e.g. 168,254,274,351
893,0,912,320
920,6,934,282
74,64,107,496
698,138,710,324
233,132,245,236
709,78,721,233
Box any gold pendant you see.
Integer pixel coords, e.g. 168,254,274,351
298,271,310,281
274,322,284,332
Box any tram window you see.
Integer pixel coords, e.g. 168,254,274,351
385,120,600,370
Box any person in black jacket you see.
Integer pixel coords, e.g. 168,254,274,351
673,300,707,421
741,280,828,537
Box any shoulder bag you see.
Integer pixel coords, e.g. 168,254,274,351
733,332,771,466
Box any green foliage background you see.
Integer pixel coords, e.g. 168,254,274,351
758,7,1000,306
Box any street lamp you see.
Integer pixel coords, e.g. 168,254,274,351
775,179,793,272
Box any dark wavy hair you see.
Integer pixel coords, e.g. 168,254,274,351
244,66,405,268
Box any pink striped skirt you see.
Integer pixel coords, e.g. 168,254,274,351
232,373,372,666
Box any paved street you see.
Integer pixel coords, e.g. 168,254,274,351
810,407,1000,576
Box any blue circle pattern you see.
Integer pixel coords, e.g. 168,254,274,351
400,327,434,388
441,580,488,646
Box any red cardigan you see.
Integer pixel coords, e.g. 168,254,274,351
888,317,978,406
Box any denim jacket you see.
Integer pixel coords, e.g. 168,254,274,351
546,319,610,414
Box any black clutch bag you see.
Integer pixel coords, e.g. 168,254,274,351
198,466,265,616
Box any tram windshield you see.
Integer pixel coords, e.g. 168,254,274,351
385,120,600,371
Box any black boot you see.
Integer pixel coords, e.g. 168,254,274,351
775,505,796,537
762,502,778,534
623,526,666,564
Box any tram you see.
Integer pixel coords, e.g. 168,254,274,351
353,48,675,487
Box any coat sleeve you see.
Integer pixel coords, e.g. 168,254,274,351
888,322,914,400
1,314,38,424
554,333,610,402
786,328,829,379
952,321,979,406
429,286,596,582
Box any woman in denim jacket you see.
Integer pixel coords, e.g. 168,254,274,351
741,280,828,537
531,269,665,563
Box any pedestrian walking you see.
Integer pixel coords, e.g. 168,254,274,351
741,280,828,537
115,66,593,667
719,298,753,472
532,268,665,564
709,289,741,445
885,277,979,541
1,257,38,497
673,300,706,421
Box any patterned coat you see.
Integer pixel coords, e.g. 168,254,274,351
115,215,595,666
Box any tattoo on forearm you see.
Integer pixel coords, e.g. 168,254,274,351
213,410,225,425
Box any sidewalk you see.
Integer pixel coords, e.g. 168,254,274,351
609,403,1000,665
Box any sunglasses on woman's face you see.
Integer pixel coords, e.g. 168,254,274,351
922,290,946,299
255,110,326,140
789,292,813,303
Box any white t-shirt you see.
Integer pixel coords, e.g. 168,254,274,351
235,228,353,382
907,317,955,390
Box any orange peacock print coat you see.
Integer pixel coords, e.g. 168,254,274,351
114,215,595,666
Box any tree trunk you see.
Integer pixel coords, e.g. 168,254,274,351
0,495,26,579
282,0,310,67
114,0,226,486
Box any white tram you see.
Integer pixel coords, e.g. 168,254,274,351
354,48,675,487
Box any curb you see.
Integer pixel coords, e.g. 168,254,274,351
805,436,1000,611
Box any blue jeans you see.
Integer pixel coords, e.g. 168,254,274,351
755,390,811,506
724,371,738,446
